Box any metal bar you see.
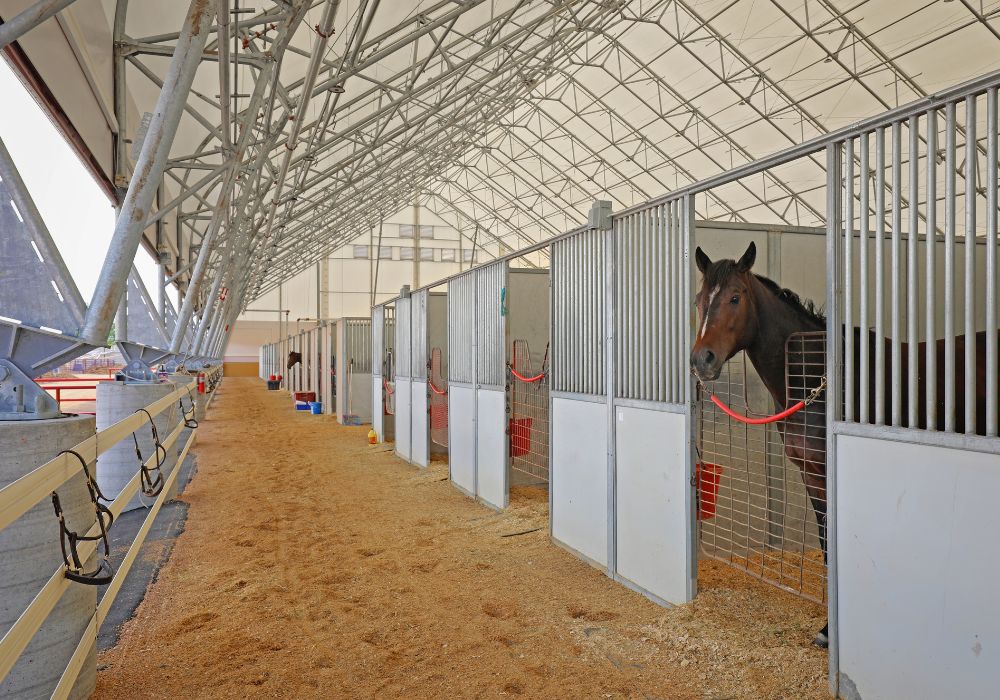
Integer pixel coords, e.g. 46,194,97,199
964,95,977,434
81,0,216,344
891,122,902,426
945,101,957,433
907,117,919,429
988,89,998,437
844,138,855,422
926,108,938,429
826,142,844,695
859,133,870,424
874,126,886,425
0,0,80,50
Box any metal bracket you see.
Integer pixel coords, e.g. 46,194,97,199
0,359,61,420
117,341,171,383
588,200,613,231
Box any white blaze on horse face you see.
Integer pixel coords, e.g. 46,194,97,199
699,285,720,341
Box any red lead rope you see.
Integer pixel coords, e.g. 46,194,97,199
383,378,394,396
509,366,545,383
709,395,805,424
429,380,447,395
704,375,825,425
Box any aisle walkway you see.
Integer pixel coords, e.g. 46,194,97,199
93,378,826,699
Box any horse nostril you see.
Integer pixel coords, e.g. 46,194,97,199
702,349,716,367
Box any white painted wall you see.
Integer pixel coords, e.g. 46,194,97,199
836,434,1000,700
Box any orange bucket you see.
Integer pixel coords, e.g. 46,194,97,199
508,418,532,457
696,462,724,520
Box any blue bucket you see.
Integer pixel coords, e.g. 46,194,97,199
309,401,322,414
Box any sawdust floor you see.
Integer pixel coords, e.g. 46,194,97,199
93,377,828,700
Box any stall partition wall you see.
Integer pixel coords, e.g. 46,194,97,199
409,290,430,468
826,104,1000,699
394,296,412,462
371,306,385,441
322,321,336,416
447,263,507,509
310,326,320,400
334,318,373,424
550,202,696,609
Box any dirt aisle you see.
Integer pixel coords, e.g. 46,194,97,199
93,377,828,699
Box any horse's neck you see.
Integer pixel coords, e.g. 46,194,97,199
744,279,818,409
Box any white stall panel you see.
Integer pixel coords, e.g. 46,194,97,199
347,372,372,423
411,380,429,468
615,406,692,605
551,396,608,566
394,377,412,462
476,388,507,509
372,378,384,441
449,385,476,496
836,435,1000,700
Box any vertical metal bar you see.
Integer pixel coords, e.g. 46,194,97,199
891,122,902,426
643,209,652,400
987,88,998,437
614,219,622,398
926,108,938,429
945,101,957,433
825,142,843,697
844,138,855,422
682,192,697,598
604,219,617,576
656,205,664,403
672,200,681,401
874,126,886,425
859,133,870,424
907,116,919,429
964,95,977,434
82,0,216,343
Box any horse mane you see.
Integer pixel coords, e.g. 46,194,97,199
704,259,826,325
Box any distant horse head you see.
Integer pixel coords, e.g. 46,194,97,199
287,351,302,369
690,242,759,382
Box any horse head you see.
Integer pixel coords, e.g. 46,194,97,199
287,351,302,369
690,242,759,382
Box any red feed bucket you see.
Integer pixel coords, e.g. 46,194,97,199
696,462,724,520
509,417,532,457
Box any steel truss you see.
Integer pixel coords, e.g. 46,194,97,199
1,0,997,372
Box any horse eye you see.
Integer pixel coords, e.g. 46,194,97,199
730,295,740,304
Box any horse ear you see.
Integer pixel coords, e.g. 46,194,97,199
736,242,756,272
695,247,712,273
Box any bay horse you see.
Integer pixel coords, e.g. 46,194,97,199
691,241,993,649
287,351,302,369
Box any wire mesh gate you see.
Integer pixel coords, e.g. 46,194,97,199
382,307,396,417
429,347,448,448
697,332,828,604
508,339,550,484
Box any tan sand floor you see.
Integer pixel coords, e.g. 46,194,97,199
93,377,827,699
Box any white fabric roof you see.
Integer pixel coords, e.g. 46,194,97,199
3,0,999,304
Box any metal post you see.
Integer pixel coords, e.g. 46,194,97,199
81,0,216,344
0,0,81,50
825,142,843,698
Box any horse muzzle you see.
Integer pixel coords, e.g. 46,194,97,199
690,347,722,382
